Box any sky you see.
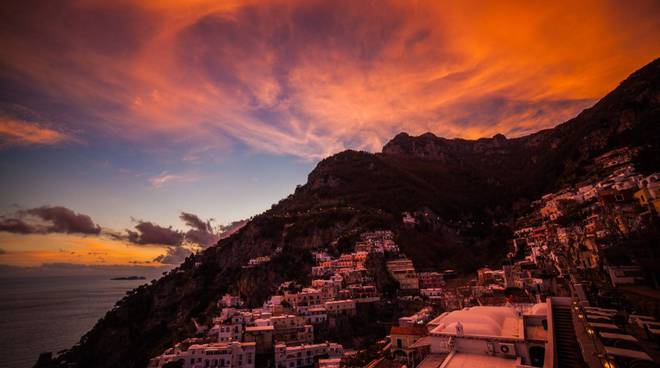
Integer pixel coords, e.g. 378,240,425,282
0,0,659,270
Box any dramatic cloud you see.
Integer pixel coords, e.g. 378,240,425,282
180,212,212,233
25,206,102,235
126,212,246,264
126,221,184,246
180,212,218,246
180,212,248,247
1,0,659,159
126,216,200,266
0,206,101,235
125,212,223,247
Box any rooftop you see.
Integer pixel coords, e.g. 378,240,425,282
440,352,521,368
416,353,449,368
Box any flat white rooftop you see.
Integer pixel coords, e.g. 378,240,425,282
439,352,521,368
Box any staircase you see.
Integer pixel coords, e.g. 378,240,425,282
552,304,585,368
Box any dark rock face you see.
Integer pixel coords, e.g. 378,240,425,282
39,58,660,368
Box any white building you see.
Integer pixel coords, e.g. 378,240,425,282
212,309,254,342
300,306,328,325
218,323,244,342
247,256,271,267
324,299,356,316
284,288,324,309
269,315,314,344
420,288,444,300
274,342,343,368
399,307,434,327
386,259,419,290
346,284,380,303
148,341,256,368
219,294,245,308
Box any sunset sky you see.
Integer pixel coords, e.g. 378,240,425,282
1,0,659,270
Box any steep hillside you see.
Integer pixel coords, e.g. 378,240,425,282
38,58,660,368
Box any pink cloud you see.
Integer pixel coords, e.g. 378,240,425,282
148,171,200,188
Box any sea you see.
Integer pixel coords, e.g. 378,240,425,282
0,275,150,368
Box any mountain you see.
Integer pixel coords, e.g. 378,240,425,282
37,58,660,368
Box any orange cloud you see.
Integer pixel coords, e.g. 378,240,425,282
0,117,73,147
1,0,659,158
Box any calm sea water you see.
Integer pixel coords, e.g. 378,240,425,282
0,275,149,368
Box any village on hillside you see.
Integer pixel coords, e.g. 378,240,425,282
148,147,660,368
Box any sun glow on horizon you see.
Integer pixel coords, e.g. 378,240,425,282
0,233,169,267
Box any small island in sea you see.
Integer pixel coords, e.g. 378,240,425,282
109,276,146,281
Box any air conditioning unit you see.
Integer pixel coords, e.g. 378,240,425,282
498,343,516,356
